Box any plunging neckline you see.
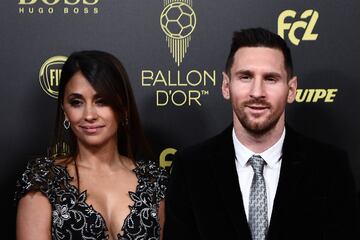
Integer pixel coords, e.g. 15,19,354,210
58,163,141,239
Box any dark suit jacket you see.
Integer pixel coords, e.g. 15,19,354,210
164,125,359,240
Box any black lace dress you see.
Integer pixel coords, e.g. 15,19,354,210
15,157,168,240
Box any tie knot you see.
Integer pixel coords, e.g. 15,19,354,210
249,155,265,174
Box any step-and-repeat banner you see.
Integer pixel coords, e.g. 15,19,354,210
1,0,359,237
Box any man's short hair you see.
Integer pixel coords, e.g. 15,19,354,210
225,27,293,78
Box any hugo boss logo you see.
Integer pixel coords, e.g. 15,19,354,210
18,0,101,14
18,0,100,5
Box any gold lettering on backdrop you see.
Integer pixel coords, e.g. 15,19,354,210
19,0,100,4
324,89,337,102
18,0,38,4
141,70,216,107
39,56,68,99
278,9,319,46
82,0,99,5
160,0,196,66
50,69,61,86
141,70,216,87
295,89,337,103
141,1,216,107
18,0,100,14
64,0,81,5
40,0,60,5
156,90,202,106
160,148,177,170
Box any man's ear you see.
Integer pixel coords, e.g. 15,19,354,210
222,72,230,100
287,76,297,103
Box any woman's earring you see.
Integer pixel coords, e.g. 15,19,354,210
122,115,129,126
63,119,70,130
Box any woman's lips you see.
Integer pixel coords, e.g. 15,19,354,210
80,125,105,134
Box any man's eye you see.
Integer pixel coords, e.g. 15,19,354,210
265,77,277,82
239,76,251,81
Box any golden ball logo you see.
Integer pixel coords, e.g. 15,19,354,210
39,56,67,99
160,2,196,39
160,0,196,66
142,0,217,108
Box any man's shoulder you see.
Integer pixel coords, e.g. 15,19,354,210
175,126,233,163
285,126,348,162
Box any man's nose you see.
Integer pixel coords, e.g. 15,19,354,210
249,78,265,98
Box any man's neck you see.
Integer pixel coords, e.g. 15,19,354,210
233,116,285,153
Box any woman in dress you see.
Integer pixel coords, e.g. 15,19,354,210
15,50,168,240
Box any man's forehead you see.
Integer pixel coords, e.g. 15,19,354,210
233,46,285,59
231,47,286,73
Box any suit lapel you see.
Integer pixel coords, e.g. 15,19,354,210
210,126,252,239
267,126,307,238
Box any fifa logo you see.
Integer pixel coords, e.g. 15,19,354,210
160,0,196,66
278,9,319,46
39,56,67,99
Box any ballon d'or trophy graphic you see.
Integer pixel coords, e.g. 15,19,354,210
160,0,196,66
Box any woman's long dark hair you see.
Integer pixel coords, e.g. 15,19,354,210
49,50,150,166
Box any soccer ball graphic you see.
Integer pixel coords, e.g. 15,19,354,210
160,2,196,39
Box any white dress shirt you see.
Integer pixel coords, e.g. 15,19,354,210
233,128,285,222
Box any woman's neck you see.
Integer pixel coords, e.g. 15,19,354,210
75,139,131,171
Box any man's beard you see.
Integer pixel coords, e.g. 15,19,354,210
235,99,282,137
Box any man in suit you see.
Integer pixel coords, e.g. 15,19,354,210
163,28,358,240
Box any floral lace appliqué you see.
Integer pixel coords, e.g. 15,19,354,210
15,158,168,240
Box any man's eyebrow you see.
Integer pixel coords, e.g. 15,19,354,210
233,70,253,76
264,72,282,78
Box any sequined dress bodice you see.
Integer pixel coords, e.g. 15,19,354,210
15,158,168,240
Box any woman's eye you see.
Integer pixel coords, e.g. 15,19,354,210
69,99,82,107
95,98,107,106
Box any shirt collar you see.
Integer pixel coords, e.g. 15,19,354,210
232,127,285,168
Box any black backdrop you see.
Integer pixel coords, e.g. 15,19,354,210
1,0,360,237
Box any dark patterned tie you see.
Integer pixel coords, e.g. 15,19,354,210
248,155,268,240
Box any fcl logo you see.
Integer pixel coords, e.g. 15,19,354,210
278,9,319,46
160,0,196,66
